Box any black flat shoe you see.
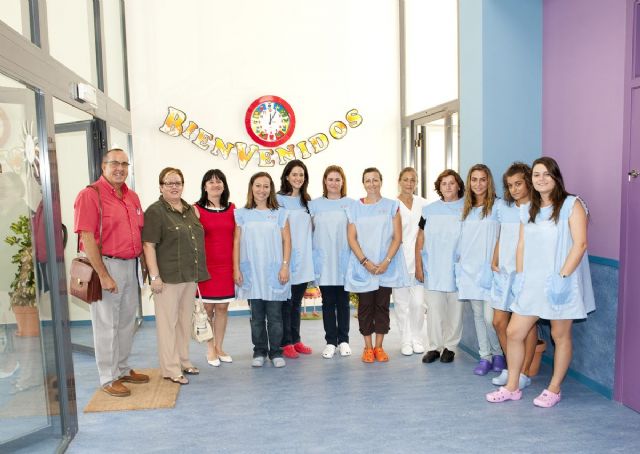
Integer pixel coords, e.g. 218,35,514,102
440,348,455,363
422,350,440,363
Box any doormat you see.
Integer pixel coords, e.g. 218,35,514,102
84,368,179,413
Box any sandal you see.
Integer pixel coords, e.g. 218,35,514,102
373,347,389,362
486,386,522,403
533,389,561,408
361,347,375,363
183,367,200,375
164,375,189,385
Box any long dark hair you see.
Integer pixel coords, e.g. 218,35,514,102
462,164,496,220
196,169,230,208
502,162,532,206
528,157,570,224
278,159,310,212
245,172,279,210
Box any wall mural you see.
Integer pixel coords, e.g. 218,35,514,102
158,102,363,170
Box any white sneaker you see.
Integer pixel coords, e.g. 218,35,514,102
338,342,352,356
322,344,336,359
251,356,266,367
492,369,509,385
412,342,425,354
272,357,286,368
401,344,414,356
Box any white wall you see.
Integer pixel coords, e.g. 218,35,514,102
125,0,402,315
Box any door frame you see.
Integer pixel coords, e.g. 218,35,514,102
614,0,640,409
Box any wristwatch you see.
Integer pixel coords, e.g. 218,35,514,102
559,273,567,278
150,275,160,281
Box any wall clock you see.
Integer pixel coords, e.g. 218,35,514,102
245,95,295,147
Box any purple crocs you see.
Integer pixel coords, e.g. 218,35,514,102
492,355,507,372
474,358,493,376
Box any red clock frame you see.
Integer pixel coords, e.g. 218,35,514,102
244,95,296,147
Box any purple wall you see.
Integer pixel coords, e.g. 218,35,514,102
543,0,626,260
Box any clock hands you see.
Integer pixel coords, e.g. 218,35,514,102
269,111,276,125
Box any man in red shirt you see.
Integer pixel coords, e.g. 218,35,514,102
74,148,148,397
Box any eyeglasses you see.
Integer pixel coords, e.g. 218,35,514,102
162,181,183,188
105,160,130,168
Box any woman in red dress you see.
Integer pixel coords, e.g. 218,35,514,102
195,169,236,366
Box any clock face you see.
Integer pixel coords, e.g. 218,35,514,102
245,96,296,147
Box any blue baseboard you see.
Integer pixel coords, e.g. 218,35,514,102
459,342,613,400
540,355,613,399
588,255,619,269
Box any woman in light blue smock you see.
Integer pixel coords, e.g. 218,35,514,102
456,164,504,376
233,172,291,368
309,165,354,359
489,163,538,390
345,167,410,363
277,159,315,358
486,157,595,408
415,169,465,365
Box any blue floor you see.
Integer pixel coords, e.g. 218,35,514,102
61,312,639,454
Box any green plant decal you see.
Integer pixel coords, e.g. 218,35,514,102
4,215,36,307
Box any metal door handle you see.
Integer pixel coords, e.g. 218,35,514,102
629,169,639,179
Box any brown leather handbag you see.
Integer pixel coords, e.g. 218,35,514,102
69,256,102,303
69,185,103,304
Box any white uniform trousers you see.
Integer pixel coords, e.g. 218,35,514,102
424,290,463,352
392,284,426,348
90,257,138,386
469,299,502,360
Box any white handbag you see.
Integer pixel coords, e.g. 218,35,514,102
192,288,213,343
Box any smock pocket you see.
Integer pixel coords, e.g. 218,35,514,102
312,248,324,279
269,262,289,298
476,263,493,290
491,271,507,301
351,262,373,288
511,272,524,299
239,261,252,290
545,273,573,306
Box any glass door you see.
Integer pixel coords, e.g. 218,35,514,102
53,99,104,354
412,106,459,201
0,73,69,452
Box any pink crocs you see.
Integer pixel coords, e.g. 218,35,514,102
533,389,562,408
486,386,522,403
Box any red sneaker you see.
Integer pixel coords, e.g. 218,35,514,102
282,344,299,358
293,342,313,354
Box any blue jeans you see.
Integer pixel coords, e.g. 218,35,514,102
249,299,283,359
320,285,350,346
281,282,307,346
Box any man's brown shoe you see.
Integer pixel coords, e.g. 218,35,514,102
120,369,150,384
102,379,131,397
